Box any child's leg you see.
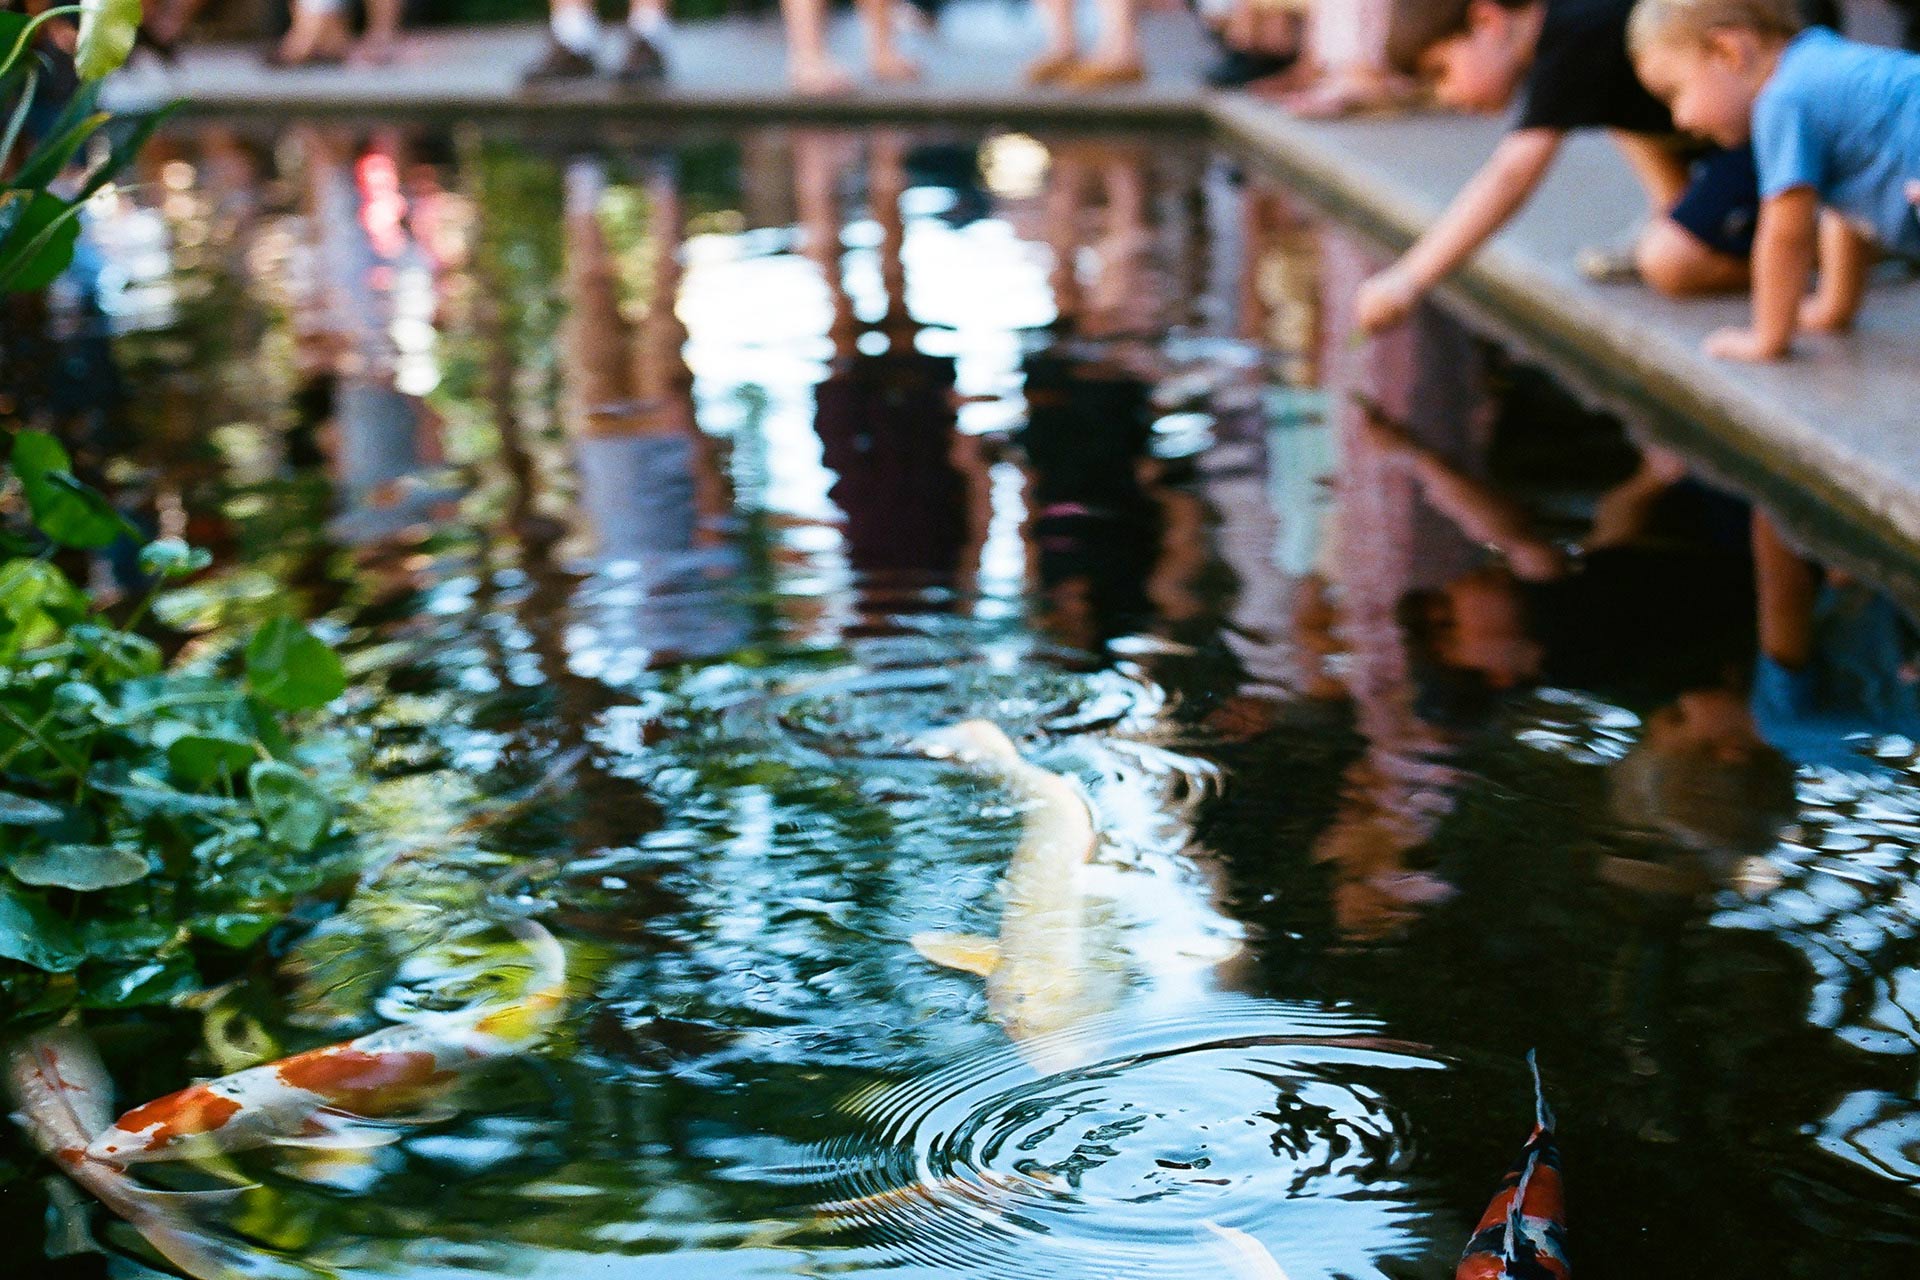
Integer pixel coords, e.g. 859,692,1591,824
857,0,920,81
781,0,854,92
1616,135,1753,297
1800,211,1874,332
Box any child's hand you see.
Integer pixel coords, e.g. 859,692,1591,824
1704,326,1789,363
1355,268,1422,334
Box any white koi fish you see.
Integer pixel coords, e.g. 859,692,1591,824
88,919,566,1166
910,721,1104,1069
8,1028,301,1280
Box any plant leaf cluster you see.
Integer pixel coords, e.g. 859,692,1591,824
0,2,169,294
2,431,359,1019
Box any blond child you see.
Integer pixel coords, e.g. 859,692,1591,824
1629,0,1920,361
1355,0,1760,337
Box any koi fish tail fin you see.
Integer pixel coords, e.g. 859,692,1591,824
467,917,570,1044
113,1185,316,1280
1199,1221,1292,1280
1527,1049,1555,1134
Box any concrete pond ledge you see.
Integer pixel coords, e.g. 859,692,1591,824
102,15,1920,582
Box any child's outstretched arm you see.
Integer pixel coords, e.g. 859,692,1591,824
1705,186,1818,362
1356,128,1562,334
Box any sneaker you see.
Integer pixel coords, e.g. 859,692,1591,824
615,33,668,84
524,39,597,84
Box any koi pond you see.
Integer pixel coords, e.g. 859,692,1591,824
4,121,1920,1279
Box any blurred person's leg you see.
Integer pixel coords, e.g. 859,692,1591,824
272,0,351,65
858,0,921,81
526,0,601,80
1265,0,1410,115
782,0,855,93
1027,0,1079,84
618,0,672,83
353,0,403,64
1063,0,1144,87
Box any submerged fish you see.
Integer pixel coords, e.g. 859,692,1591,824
1458,1053,1568,1280
88,919,567,1165
910,721,1103,1063
8,1029,296,1280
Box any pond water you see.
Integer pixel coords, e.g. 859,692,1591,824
6,121,1920,1279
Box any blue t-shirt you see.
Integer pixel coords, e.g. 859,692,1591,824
1751,27,1920,259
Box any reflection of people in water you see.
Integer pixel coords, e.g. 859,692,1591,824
796,131,990,615
293,127,450,546
557,153,742,666
1363,400,1755,725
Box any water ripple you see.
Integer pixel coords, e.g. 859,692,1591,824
808,999,1445,1278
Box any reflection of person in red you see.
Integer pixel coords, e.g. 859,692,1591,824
796,131,990,615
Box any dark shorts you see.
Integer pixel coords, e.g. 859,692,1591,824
1669,143,1760,259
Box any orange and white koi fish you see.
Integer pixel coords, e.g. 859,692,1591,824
8,1028,298,1280
1458,1052,1568,1280
88,919,566,1166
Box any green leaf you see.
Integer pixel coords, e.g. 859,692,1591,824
163,729,256,784
0,883,86,972
248,760,332,851
81,917,175,960
78,953,199,1008
10,107,109,191
0,791,62,825
6,431,133,548
69,625,161,680
137,538,212,580
74,0,142,81
190,911,276,949
0,558,86,633
245,616,345,712
10,843,150,890
0,191,81,292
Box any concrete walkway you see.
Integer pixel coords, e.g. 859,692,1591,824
104,5,1920,569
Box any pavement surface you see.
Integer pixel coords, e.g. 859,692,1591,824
102,2,1920,567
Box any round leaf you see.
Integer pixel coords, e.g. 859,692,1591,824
0,791,62,826
165,730,257,784
137,538,212,580
245,616,345,712
75,0,143,80
0,884,86,972
10,843,151,891
248,760,333,852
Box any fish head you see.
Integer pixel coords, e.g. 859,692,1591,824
87,1083,247,1165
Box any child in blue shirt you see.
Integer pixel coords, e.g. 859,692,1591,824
1630,0,1920,361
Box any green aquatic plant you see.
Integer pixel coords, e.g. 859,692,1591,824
1,431,359,1019
0,0,164,293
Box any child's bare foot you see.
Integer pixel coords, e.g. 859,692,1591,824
870,50,921,83
1025,49,1078,86
791,58,856,94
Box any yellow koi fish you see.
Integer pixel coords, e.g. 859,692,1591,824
911,721,1103,1068
88,919,566,1166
